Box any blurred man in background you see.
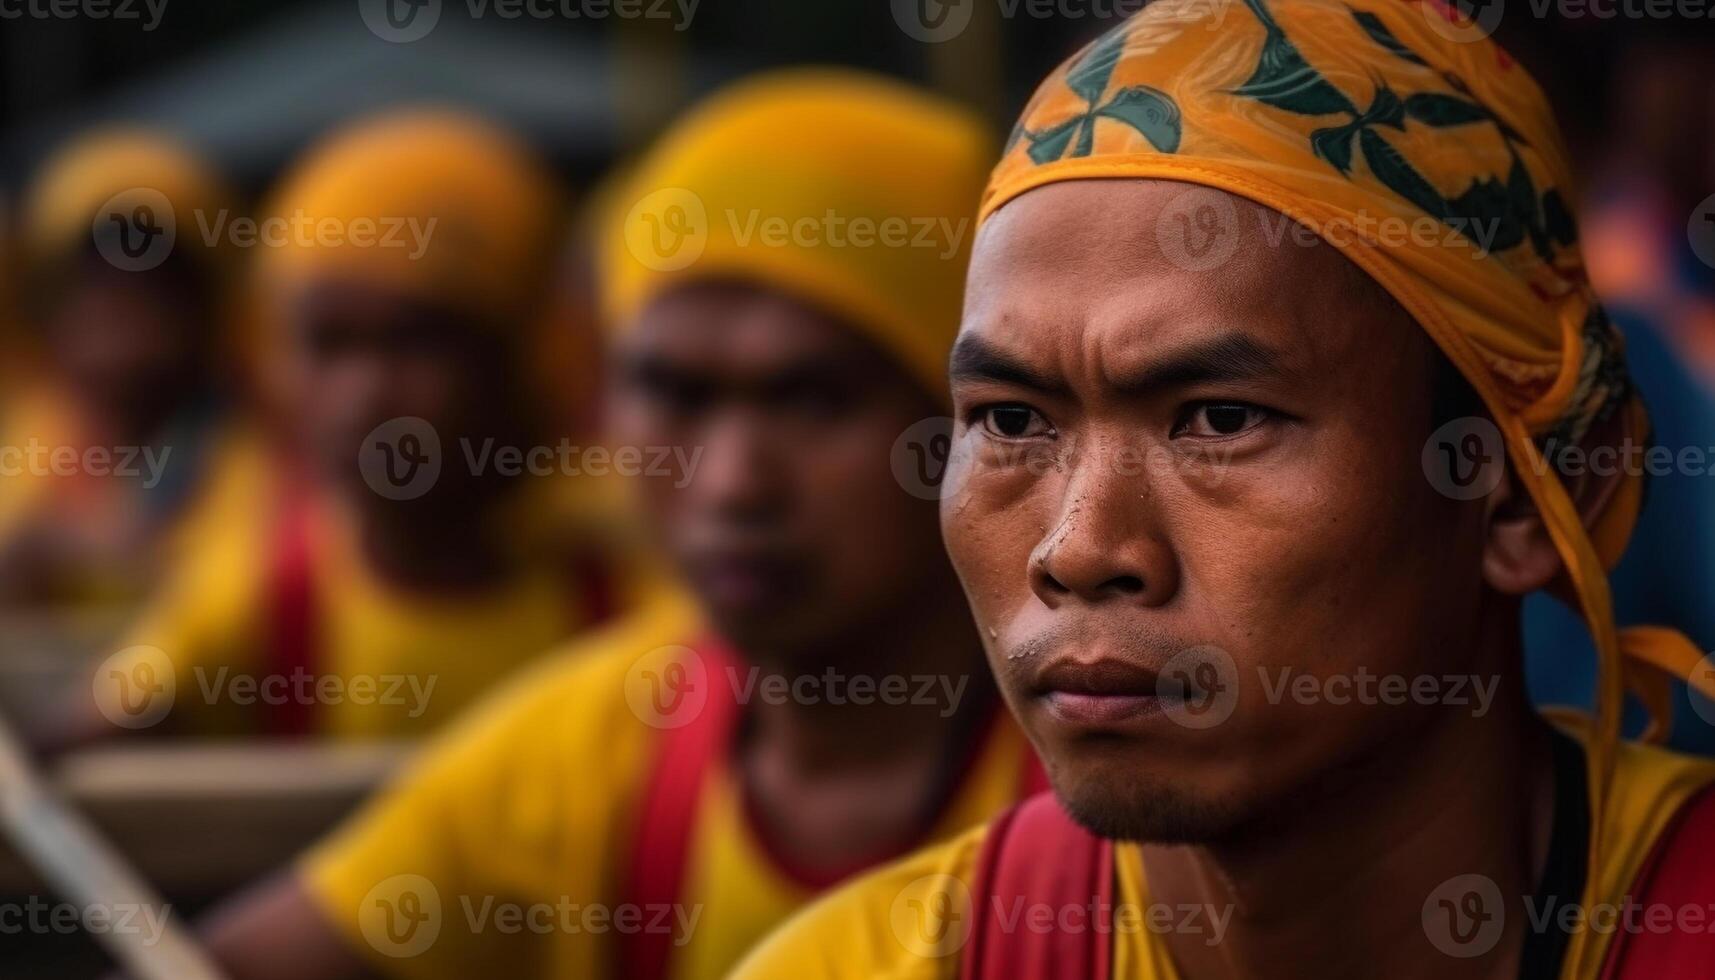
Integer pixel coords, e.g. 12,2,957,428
190,70,1044,980
45,110,649,744
0,131,239,609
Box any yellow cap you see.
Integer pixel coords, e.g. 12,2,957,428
602,69,994,399
257,108,561,327
23,128,235,276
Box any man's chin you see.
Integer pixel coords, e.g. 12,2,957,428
1052,767,1250,844
701,600,824,659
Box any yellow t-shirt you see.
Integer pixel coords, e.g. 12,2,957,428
299,595,1040,979
120,437,654,738
0,384,237,608
733,727,1715,980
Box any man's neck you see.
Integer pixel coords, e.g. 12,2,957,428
747,579,993,768
1144,638,1558,980
737,573,997,873
349,492,515,593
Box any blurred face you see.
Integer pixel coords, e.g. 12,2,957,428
44,255,209,426
610,282,948,659
946,181,1489,842
284,279,522,505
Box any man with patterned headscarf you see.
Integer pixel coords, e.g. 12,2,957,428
737,2,1715,978
191,71,1045,980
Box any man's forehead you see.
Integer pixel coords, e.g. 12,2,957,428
290,277,469,333
962,180,1408,380
626,288,897,384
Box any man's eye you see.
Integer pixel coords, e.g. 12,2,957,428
978,404,1051,439
1174,403,1270,438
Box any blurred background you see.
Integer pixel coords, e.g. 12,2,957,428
0,0,1712,974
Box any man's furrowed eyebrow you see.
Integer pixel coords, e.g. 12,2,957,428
1113,332,1289,393
950,331,1289,397
948,335,1068,395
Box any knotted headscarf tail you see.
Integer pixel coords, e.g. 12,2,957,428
981,0,1712,971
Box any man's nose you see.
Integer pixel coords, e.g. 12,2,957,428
691,413,788,522
1027,447,1178,608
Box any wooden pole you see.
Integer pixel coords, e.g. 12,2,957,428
0,711,225,980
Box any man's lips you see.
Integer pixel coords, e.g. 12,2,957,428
1033,657,1169,728
688,549,804,609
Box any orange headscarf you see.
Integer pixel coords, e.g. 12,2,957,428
986,1,1711,971
22,128,236,282
250,108,567,420
256,109,562,331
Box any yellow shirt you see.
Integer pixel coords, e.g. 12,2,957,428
733,727,1715,980
122,436,653,738
300,594,1040,979
0,384,236,608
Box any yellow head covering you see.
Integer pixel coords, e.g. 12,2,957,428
989,1,1711,970
257,109,561,327
601,69,994,398
22,128,235,280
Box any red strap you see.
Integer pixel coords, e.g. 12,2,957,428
1598,781,1715,979
618,659,1049,980
1017,749,1051,797
263,475,319,737
616,638,742,980
962,791,1113,980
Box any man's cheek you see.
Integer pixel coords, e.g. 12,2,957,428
943,507,1033,614
945,461,1058,549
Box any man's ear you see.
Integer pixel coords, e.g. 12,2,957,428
1480,407,1630,597
1481,467,1562,595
